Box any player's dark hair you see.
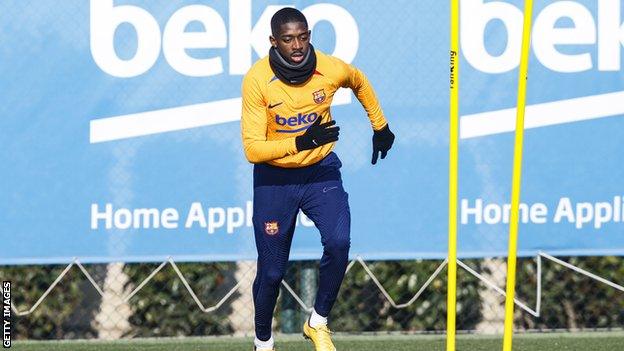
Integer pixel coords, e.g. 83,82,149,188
270,8,308,36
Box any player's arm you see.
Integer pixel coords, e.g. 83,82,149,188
339,60,395,164
241,74,299,163
341,63,388,131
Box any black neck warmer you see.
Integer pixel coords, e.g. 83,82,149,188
269,45,317,85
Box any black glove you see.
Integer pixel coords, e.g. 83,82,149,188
371,124,395,164
295,117,340,151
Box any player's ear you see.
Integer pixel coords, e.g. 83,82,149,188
269,35,277,48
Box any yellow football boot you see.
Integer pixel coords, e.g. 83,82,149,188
303,322,337,351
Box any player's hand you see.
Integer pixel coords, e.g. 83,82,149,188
295,117,340,151
371,124,395,164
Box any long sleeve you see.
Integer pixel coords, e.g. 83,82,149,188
241,74,298,164
339,61,388,131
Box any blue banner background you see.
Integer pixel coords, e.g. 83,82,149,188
1,0,623,264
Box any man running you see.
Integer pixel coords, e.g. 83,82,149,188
241,7,395,351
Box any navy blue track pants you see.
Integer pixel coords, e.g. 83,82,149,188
252,152,351,341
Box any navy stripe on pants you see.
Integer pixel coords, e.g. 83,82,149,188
252,152,351,341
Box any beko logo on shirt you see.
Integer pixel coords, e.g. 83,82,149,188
90,0,359,78
275,112,319,132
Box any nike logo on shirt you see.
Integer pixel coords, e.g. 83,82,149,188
268,102,283,109
323,186,339,193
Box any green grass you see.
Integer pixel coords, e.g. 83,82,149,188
11,332,624,351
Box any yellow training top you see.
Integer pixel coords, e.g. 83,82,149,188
241,50,387,168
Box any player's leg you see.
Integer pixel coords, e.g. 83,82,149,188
252,164,300,350
300,152,350,351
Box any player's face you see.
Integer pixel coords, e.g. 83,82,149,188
270,22,311,65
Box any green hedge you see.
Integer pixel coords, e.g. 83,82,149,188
515,256,624,330
278,259,482,332
1,256,622,339
122,262,236,337
0,265,98,339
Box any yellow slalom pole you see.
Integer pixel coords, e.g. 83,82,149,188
446,0,459,350
503,0,534,350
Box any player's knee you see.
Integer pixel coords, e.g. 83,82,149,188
324,235,350,256
263,267,286,286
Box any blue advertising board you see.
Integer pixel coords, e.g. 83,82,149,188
1,0,623,264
